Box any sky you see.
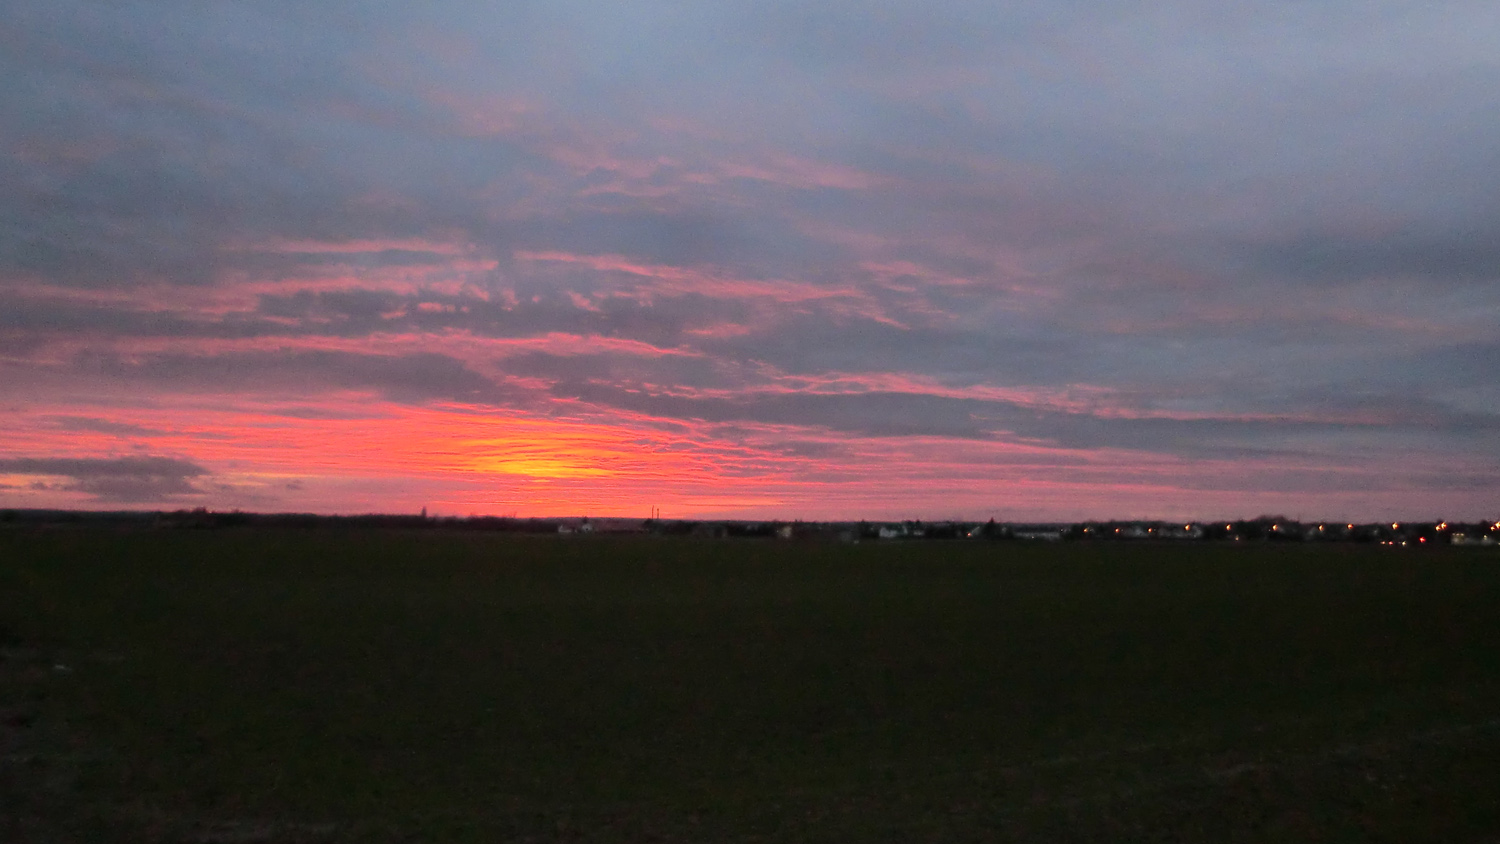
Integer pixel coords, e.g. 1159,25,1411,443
2,1,1498,521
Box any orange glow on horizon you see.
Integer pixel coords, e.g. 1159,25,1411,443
3,391,1496,522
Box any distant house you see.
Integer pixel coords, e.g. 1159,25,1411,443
877,525,905,539
1012,525,1064,541
1161,524,1204,540
556,518,595,535
1452,533,1498,547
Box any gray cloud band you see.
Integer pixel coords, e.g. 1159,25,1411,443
0,456,209,502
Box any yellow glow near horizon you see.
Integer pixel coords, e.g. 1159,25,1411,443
466,455,613,478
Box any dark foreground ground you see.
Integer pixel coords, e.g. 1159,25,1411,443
2,530,1499,842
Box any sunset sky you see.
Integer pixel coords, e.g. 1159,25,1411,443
3,1,1498,520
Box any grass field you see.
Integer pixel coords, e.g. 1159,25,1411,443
3,529,1499,842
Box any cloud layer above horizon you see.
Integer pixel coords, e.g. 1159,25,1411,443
3,0,1498,519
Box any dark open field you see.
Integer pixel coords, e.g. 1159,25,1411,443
3,529,1499,842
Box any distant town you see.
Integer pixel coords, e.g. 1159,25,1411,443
3,508,1498,547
